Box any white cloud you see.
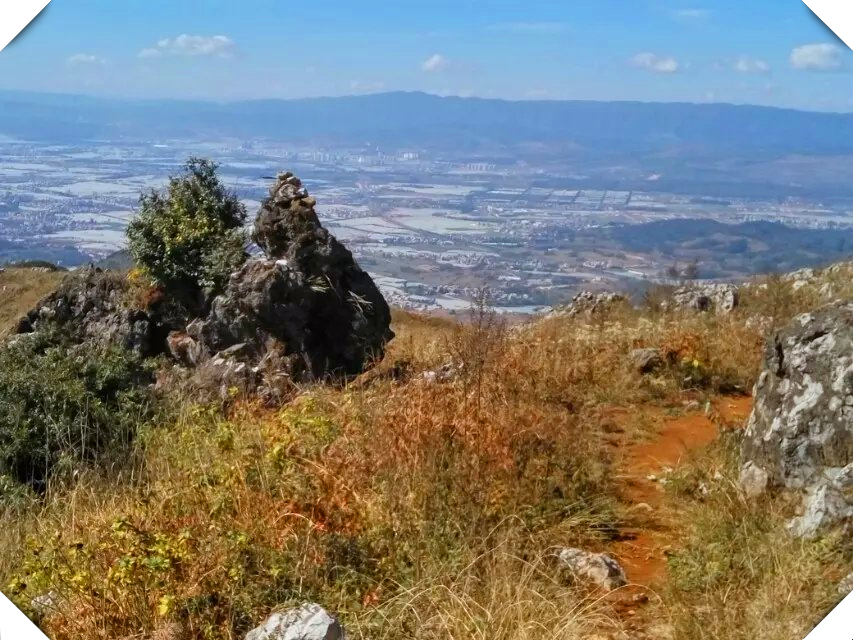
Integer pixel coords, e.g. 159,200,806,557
422,53,450,73
674,8,711,21
732,56,771,74
351,80,385,93
66,53,105,66
629,52,680,74
138,35,236,59
486,22,567,33
790,43,844,71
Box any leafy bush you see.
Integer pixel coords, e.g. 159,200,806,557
0,331,156,490
126,157,248,306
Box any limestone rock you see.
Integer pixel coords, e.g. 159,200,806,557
253,172,314,258
787,464,853,539
550,291,629,318
195,349,261,399
15,266,166,357
12,174,393,397
783,268,816,290
741,301,853,536
30,590,61,620
167,331,205,367
671,283,739,314
245,603,346,640
421,362,462,383
739,461,769,500
630,348,663,374
558,547,627,591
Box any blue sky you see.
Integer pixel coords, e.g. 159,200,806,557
1,0,851,110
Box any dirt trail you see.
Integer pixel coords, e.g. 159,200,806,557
605,395,753,607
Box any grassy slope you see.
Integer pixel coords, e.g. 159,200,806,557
0,268,64,336
0,269,851,639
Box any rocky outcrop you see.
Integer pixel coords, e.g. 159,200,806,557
167,330,204,367
13,173,393,396
787,465,853,538
670,283,739,314
14,266,167,357
245,604,346,640
192,172,393,383
549,291,629,318
740,301,853,537
783,267,817,292
557,548,627,591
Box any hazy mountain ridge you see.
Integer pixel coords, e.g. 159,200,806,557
3,90,853,157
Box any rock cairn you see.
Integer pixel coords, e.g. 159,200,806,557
191,172,394,385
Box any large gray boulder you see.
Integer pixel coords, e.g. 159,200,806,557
245,604,345,640
195,172,393,383
740,301,853,536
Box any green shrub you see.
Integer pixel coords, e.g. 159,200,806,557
126,157,248,306
0,332,156,490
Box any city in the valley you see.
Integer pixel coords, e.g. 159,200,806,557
3,135,853,313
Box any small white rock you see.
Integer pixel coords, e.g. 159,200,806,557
245,603,346,640
558,547,627,591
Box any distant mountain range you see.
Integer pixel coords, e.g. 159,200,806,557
1,90,852,156
4,90,853,198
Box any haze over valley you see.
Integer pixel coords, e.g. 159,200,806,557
3,90,853,312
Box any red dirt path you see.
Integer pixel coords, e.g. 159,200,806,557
610,395,753,592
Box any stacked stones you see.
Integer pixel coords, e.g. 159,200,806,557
194,172,394,385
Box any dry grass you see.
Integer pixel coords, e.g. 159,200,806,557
662,435,852,640
2,306,637,639
358,546,625,640
0,268,64,335
1,269,852,639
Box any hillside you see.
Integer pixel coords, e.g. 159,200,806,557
1,260,852,639
0,267,64,336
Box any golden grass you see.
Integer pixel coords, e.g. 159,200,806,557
0,268,64,335
1,268,852,639
3,308,635,639
662,435,852,640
